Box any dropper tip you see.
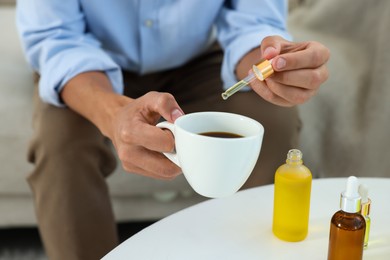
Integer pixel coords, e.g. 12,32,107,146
221,93,229,100
358,184,369,203
345,176,359,197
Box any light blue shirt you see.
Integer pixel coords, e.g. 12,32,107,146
16,0,290,107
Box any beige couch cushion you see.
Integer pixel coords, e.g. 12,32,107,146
289,0,390,179
0,0,14,5
0,6,203,227
0,6,34,196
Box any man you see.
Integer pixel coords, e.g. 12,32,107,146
17,0,329,259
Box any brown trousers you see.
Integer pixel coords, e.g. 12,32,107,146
27,46,301,260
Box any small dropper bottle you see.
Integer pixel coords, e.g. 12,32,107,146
327,176,366,260
272,149,312,242
358,184,371,248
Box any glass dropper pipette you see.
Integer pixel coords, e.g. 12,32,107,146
222,59,274,100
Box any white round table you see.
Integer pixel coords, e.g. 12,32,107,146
103,178,390,260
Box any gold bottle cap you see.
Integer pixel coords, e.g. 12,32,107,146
252,59,274,81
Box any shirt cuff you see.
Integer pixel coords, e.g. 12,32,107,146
221,28,291,90
39,47,123,107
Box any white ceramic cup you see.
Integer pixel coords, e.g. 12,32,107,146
156,112,264,198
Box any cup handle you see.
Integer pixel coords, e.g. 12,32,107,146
156,121,181,167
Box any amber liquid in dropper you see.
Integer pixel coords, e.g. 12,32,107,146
221,75,254,100
221,59,273,100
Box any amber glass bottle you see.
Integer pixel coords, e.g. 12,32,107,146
327,176,366,260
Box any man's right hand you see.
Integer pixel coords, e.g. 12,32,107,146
110,91,184,179
61,72,184,179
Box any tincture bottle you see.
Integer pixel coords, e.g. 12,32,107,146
327,176,366,260
358,184,371,248
272,149,312,242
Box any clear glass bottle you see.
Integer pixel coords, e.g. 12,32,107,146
327,176,366,260
272,149,312,242
359,184,371,248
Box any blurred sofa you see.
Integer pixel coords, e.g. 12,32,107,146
0,5,204,227
289,0,390,180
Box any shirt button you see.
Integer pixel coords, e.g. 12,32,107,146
144,19,153,27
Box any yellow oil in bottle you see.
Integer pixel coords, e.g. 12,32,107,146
272,149,312,242
363,216,371,248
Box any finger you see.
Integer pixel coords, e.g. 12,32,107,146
119,145,182,180
118,91,183,152
119,120,176,152
265,78,317,105
260,36,307,58
250,80,294,107
271,65,329,91
272,41,330,71
124,163,179,180
143,91,185,123
260,35,285,59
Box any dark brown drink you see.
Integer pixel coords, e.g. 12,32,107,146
199,131,243,138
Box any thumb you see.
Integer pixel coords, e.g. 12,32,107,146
260,36,284,60
170,108,184,122
165,96,184,123
144,92,184,123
